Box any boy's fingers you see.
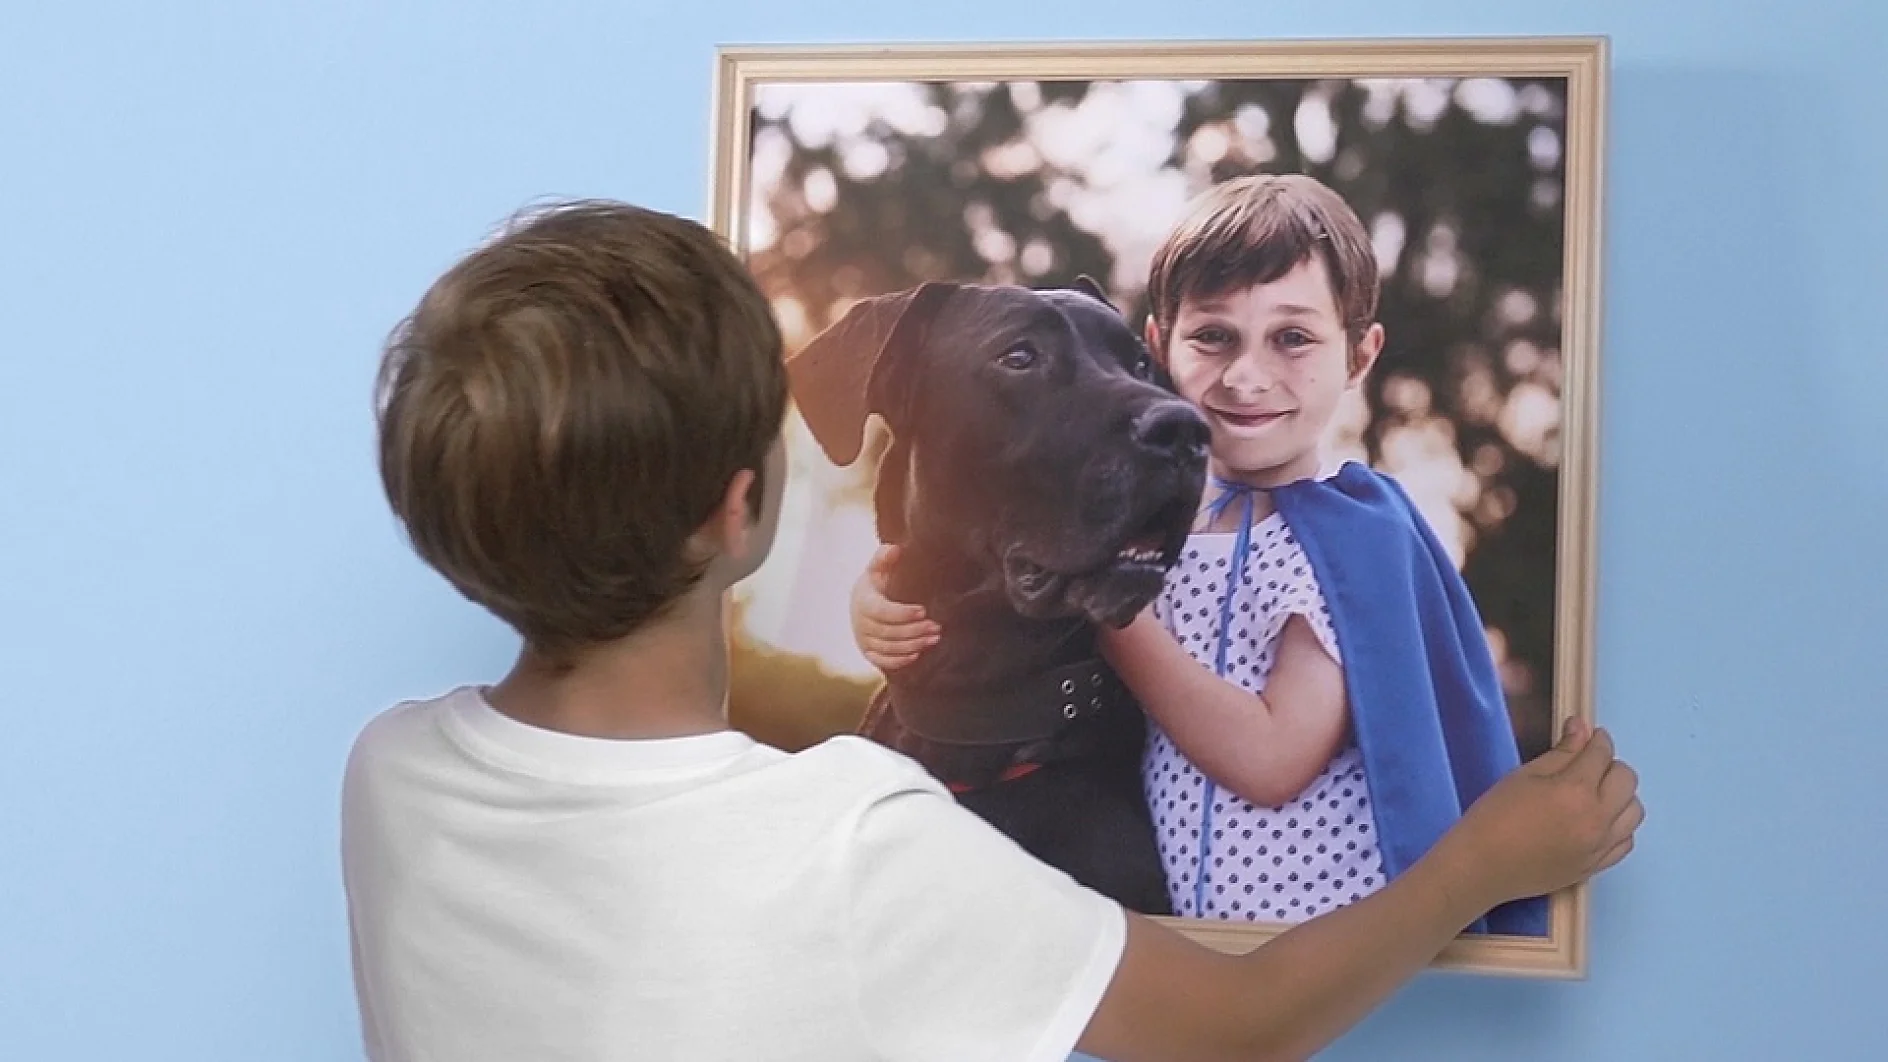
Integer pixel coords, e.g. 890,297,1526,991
866,544,901,585
1520,716,1589,775
1557,715,1592,750
860,625,938,652
870,650,922,672
862,549,928,622
1525,746,1574,775
1558,725,1616,786
1598,758,1640,814
1609,795,1646,844
1593,833,1635,874
862,603,929,628
859,635,901,658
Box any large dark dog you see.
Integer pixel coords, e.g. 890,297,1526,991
785,277,1207,915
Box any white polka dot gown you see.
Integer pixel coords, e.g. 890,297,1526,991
1141,513,1388,923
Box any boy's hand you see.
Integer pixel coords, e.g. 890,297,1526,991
1449,718,1645,909
849,544,939,673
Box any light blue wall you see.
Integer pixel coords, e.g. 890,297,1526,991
4,1,1882,1059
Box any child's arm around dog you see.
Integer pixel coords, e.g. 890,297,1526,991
851,544,1349,807
1100,606,1348,807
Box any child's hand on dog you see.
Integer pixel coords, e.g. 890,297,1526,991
849,544,940,672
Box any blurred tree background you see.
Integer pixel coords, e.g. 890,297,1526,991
731,76,1573,760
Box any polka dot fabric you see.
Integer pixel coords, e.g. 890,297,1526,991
1141,513,1388,922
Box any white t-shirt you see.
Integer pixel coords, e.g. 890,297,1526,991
341,686,1125,1062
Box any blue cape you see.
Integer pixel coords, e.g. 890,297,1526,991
1259,462,1550,937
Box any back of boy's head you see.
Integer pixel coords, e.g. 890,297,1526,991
1146,173,1380,356
374,199,787,659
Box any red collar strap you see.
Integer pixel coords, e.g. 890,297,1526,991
946,760,1042,794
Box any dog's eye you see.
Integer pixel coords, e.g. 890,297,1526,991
997,343,1037,370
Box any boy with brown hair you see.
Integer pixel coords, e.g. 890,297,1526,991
344,197,1642,1062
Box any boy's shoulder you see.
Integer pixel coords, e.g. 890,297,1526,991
344,690,453,775
1271,461,1472,610
778,731,953,798
1276,460,1432,544
342,685,946,808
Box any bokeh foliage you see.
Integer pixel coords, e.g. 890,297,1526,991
734,76,1572,758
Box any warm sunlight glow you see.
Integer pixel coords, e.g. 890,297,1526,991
732,412,887,682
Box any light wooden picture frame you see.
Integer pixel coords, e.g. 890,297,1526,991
708,36,1606,979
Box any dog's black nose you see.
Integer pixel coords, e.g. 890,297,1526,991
1132,401,1210,457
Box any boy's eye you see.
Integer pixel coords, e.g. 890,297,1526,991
997,343,1037,370
1275,328,1315,350
1188,327,1233,348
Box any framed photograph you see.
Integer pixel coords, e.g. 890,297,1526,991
708,36,1606,979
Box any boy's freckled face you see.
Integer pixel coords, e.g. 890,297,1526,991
1150,255,1379,487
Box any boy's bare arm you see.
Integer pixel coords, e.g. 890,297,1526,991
1100,611,1346,806
1076,723,1643,1062
1079,860,1478,1062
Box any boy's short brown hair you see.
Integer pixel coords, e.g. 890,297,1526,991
1145,173,1380,358
374,200,787,659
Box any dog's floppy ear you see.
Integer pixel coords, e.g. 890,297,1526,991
785,281,957,467
1072,274,1116,310
1070,273,1174,392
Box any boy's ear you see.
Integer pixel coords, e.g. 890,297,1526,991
695,466,758,560
1348,322,1385,385
785,281,957,467
1137,316,1179,393
1141,316,1165,363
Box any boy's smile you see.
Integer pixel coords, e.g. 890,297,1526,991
1207,405,1292,432
1148,255,1381,490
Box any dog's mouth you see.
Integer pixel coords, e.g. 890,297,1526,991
1001,491,1194,621
1106,493,1192,572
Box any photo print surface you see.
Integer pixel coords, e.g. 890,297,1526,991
710,39,1607,977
